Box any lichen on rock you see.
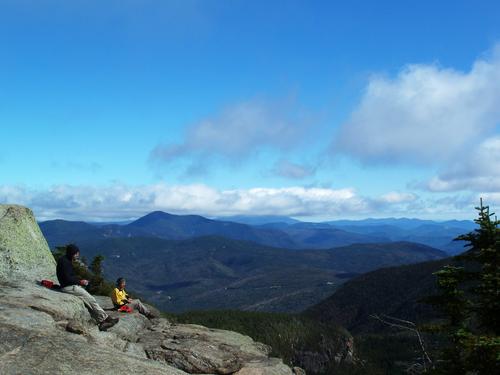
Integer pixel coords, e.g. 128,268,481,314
0,204,56,282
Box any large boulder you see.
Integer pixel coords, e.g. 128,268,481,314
140,323,287,374
0,204,56,282
0,280,187,375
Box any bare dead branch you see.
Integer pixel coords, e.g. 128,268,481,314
370,314,433,371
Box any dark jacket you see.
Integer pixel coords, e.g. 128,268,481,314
56,255,80,288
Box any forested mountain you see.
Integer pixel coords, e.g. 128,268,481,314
305,258,450,333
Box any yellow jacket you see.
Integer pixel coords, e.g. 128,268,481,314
112,288,129,306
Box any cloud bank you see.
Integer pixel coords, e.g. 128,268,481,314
335,45,500,165
0,183,461,221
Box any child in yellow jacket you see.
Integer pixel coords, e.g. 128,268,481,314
112,277,155,319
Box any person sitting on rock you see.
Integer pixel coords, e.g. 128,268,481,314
112,277,156,319
57,244,119,331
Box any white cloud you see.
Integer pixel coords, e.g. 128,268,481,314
480,192,500,206
150,99,313,171
335,45,500,165
0,183,440,221
424,135,500,192
378,191,418,204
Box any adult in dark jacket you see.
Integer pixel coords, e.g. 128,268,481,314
57,244,118,330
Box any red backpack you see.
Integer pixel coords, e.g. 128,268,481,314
118,305,133,313
40,280,61,289
40,280,54,288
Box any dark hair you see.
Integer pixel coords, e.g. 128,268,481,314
66,244,80,259
116,277,126,286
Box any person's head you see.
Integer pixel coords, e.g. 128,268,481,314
116,277,126,290
65,244,80,261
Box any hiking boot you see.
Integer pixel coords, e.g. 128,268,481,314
145,312,156,320
104,316,119,324
98,321,115,331
99,316,118,331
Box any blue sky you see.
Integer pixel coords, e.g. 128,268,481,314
1,0,499,221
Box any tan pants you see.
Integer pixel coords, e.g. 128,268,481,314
61,285,108,323
128,299,150,316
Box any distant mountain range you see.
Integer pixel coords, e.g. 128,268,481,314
41,212,295,249
325,218,475,254
40,211,475,254
258,219,475,254
215,215,301,226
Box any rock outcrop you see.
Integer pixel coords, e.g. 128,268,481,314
0,205,56,282
0,204,301,375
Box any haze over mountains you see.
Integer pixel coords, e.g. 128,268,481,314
38,211,462,312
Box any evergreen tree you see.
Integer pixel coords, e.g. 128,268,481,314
429,199,499,374
51,245,113,296
87,254,113,295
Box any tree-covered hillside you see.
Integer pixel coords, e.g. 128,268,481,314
305,258,449,333
70,235,445,312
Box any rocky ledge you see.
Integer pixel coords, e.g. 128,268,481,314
0,204,303,375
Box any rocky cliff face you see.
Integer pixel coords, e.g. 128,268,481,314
0,204,302,375
0,205,56,282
